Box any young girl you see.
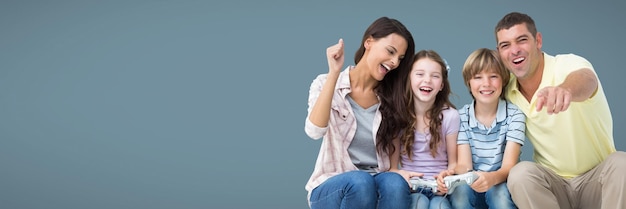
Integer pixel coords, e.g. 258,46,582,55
388,50,460,209
304,17,415,209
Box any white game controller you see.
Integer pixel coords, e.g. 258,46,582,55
409,177,438,193
443,172,479,194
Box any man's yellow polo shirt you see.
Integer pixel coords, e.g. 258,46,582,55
505,53,615,178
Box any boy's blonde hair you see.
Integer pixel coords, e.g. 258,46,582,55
461,48,510,99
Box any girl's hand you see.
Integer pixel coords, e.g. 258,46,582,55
435,169,454,194
390,169,424,186
326,39,344,74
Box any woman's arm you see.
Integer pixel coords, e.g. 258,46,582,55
308,40,344,127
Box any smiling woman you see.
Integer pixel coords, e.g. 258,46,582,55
304,16,415,209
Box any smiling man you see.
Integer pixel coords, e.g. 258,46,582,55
494,11,626,209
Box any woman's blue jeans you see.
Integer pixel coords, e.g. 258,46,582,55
310,170,411,209
448,182,517,209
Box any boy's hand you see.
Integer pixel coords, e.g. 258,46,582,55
470,171,493,193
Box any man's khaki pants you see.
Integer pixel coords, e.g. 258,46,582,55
507,151,626,209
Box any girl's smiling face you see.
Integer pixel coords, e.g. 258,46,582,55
409,57,444,103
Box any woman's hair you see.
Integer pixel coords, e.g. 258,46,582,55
359,17,415,157
462,48,509,99
401,50,455,159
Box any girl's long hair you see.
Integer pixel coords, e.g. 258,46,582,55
402,50,454,159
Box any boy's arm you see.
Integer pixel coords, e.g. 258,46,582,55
488,141,521,182
471,141,521,192
472,104,525,192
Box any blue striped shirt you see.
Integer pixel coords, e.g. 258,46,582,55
457,99,526,172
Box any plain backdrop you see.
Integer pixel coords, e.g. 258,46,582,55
1,1,625,208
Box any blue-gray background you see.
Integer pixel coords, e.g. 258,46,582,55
1,1,624,208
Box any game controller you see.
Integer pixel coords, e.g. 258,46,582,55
409,177,438,193
443,172,479,194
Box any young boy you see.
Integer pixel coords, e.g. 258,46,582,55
439,48,525,209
